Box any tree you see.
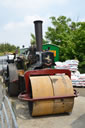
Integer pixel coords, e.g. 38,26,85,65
30,33,36,45
45,16,85,72
45,16,75,60
73,22,85,71
0,43,19,55
30,33,48,46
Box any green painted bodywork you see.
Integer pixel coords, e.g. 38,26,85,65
20,44,59,62
43,44,59,62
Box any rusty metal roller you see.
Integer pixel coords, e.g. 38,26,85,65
29,75,74,116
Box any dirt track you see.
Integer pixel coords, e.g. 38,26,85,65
74,87,85,97
8,87,85,128
0,80,85,128
10,96,85,128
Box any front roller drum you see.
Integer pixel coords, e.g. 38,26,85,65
29,75,74,116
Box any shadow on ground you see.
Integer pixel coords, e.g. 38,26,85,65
71,114,85,128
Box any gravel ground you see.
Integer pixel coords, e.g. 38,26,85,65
74,87,85,97
8,87,85,128
10,96,85,128
0,79,85,128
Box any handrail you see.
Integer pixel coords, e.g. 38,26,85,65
0,95,18,128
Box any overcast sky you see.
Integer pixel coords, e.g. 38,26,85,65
0,0,85,48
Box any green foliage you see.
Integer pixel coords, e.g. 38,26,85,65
30,33,48,45
0,43,18,55
30,33,36,45
45,16,85,72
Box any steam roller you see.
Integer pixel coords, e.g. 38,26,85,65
4,20,78,116
19,69,77,116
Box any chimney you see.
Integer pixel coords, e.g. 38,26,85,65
34,20,43,51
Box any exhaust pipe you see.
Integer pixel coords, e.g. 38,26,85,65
34,20,43,51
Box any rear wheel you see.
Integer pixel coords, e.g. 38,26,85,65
8,81,19,96
7,64,19,96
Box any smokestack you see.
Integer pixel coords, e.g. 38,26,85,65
34,20,43,51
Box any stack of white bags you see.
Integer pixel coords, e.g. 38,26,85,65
55,60,85,87
78,74,85,87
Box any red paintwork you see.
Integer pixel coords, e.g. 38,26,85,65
18,69,79,101
24,69,71,94
18,91,78,102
